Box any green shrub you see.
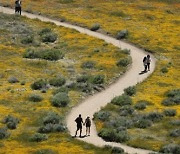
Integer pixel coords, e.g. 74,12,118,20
92,75,105,84
39,28,52,36
90,23,100,31
170,120,180,126
135,119,152,129
110,11,127,17
49,77,66,87
38,112,66,133
30,133,48,142
41,33,57,43
23,48,64,61
81,61,95,69
21,35,34,44
122,49,130,54
161,67,168,73
29,94,43,102
116,58,130,67
111,147,124,154
160,144,180,154
116,29,128,39
169,129,180,137
134,101,148,110
119,105,134,116
94,111,111,121
0,128,9,139
52,87,69,95
161,98,175,106
8,76,19,83
51,92,70,107
31,79,47,90
111,94,132,106
146,112,164,122
3,115,19,130
39,28,57,43
163,109,176,116
43,112,62,125
107,117,133,129
20,81,26,85
124,86,136,96
166,89,180,98
98,128,129,143
76,75,89,83
76,82,92,93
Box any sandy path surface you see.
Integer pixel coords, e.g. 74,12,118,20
0,7,156,154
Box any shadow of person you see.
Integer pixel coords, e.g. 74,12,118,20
139,70,147,75
79,135,87,138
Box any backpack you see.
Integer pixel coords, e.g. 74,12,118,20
143,57,146,62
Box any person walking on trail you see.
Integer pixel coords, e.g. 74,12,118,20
143,56,148,72
84,116,91,136
75,114,83,137
15,0,22,15
147,54,151,71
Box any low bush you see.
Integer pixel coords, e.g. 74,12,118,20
51,92,70,107
30,133,48,142
111,147,124,154
122,49,130,54
135,119,152,129
8,76,19,83
90,23,100,31
160,144,180,154
169,129,180,137
170,120,180,126
161,67,168,73
38,112,66,133
76,75,89,83
31,79,47,90
81,61,95,69
0,128,10,139
92,75,105,84
107,117,134,129
52,87,69,95
134,101,148,110
119,105,134,116
110,11,127,17
166,89,180,97
98,128,129,143
21,35,34,44
3,115,19,130
146,112,163,122
39,28,57,43
49,77,66,87
116,58,130,67
163,109,176,117
94,111,111,121
76,82,92,93
116,29,128,39
23,48,64,61
124,86,136,96
161,98,175,106
111,94,132,106
29,94,43,102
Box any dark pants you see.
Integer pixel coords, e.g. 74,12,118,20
15,7,21,15
144,64,147,72
147,63,150,71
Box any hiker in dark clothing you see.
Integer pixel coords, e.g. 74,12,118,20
147,54,151,71
84,116,91,136
75,114,83,137
15,0,22,15
143,56,148,72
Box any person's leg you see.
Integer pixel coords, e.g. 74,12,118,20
88,127,90,136
19,7,21,15
80,128,82,137
147,63,150,71
86,127,88,136
75,127,79,137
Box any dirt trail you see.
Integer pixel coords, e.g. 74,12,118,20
0,7,156,154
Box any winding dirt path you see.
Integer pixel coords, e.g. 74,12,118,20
0,7,156,154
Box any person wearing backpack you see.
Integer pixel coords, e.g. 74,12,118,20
143,56,148,72
15,0,22,15
147,54,151,71
74,114,83,137
84,116,91,136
